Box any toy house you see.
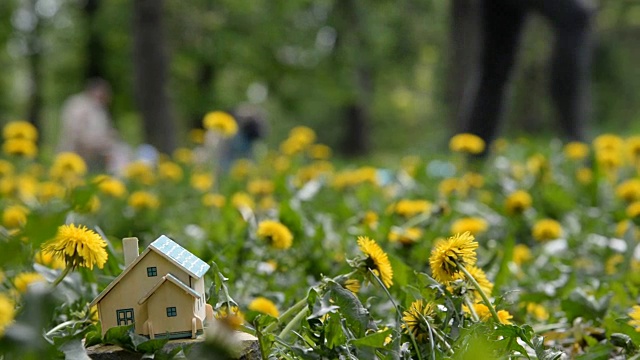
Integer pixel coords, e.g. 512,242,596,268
90,235,213,339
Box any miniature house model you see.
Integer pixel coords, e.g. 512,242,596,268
90,235,212,339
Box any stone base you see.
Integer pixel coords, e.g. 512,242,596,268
86,331,259,360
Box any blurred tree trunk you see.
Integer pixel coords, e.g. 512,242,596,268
336,0,372,157
132,0,176,154
448,0,481,131
83,0,105,79
26,0,43,134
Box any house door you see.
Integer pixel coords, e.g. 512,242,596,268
116,308,135,326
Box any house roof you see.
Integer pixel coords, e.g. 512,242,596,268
90,235,209,307
149,235,210,279
138,273,201,305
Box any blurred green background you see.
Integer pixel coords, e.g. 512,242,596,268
1,0,639,161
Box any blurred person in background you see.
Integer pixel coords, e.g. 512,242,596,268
457,0,596,154
58,78,125,173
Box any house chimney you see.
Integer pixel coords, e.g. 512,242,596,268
123,237,139,267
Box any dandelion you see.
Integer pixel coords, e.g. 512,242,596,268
449,133,485,154
343,279,361,294
128,191,160,210
453,264,493,300
402,299,436,343
439,178,467,197
532,219,562,242
616,179,640,202
50,152,87,180
42,224,108,272
37,181,66,202
525,303,549,321
357,236,393,288
629,305,640,332
248,297,279,317
2,138,37,158
202,193,226,208
247,179,275,196
214,303,244,330
470,303,512,325
231,192,254,210
361,211,379,230
505,190,532,215
512,244,532,266
173,147,194,164
2,205,29,229
35,251,66,270
394,199,432,218
627,202,640,218
95,177,126,198
257,220,293,250
605,254,624,275
450,217,488,236
0,293,15,337
13,272,45,293
124,161,156,185
158,161,184,182
3,120,37,141
308,144,332,160
563,141,589,160
576,168,593,184
203,111,238,138
388,227,423,245
191,172,214,192
429,232,478,283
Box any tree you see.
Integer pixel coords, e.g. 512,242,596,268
132,0,176,154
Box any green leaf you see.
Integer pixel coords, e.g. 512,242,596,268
324,312,347,349
610,333,638,353
532,335,564,360
350,328,393,348
561,289,611,321
103,324,135,348
135,338,169,354
325,280,372,338
387,253,411,288
575,343,615,359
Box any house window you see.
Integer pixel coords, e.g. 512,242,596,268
116,308,134,326
147,267,157,277
166,307,177,317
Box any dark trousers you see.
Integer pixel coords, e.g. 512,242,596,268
458,0,595,149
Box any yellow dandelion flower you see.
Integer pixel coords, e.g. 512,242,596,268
231,192,254,210
532,219,562,242
35,251,66,270
257,220,293,250
388,227,423,245
438,178,467,197
2,138,37,158
616,179,640,203
463,172,485,189
576,168,593,184
158,161,184,182
505,190,532,215
13,272,45,293
357,236,393,288
96,177,126,198
50,152,87,180
191,172,214,192
173,147,194,164
470,303,512,324
343,279,361,294
3,120,37,141
594,134,624,153
214,304,244,330
37,181,66,202
189,128,205,144
394,199,432,218
525,303,549,321
361,211,379,230
248,297,279,317
308,144,332,160
605,254,624,275
258,196,277,210
626,136,640,163
453,264,493,300
247,179,275,196
42,224,108,270
2,205,29,229
451,217,488,236
0,293,15,337
629,305,640,332
512,244,532,266
273,155,290,173
124,161,155,185
202,193,226,208
128,191,160,210
0,159,15,177
563,141,590,160
230,159,254,180
203,111,238,137
429,232,478,283
449,133,485,154
627,202,640,218
402,299,436,343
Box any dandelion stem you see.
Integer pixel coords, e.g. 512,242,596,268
464,297,480,322
278,306,308,339
264,297,308,334
368,269,424,360
51,266,72,288
456,261,501,324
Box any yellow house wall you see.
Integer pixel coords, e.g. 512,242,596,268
193,277,206,321
147,283,196,336
97,251,191,335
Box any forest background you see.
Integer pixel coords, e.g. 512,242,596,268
1,0,639,161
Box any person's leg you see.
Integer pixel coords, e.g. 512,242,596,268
529,0,595,142
458,0,528,151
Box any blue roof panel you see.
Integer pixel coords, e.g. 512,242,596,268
149,235,210,278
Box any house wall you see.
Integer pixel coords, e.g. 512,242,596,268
98,251,190,335
193,277,207,321
146,283,196,338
